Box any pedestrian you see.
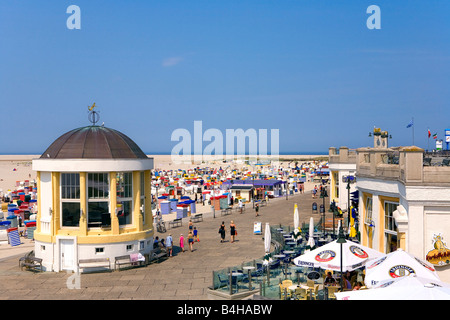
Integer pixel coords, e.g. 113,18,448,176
180,234,185,253
239,199,243,214
159,238,167,253
219,221,226,243
153,236,159,249
188,219,193,232
193,226,199,242
187,231,194,252
166,234,173,257
230,220,237,243
255,203,260,217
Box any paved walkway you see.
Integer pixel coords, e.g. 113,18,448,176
0,184,327,300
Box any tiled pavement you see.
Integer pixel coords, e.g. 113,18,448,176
0,185,325,300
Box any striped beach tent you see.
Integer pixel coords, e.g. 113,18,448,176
8,230,21,247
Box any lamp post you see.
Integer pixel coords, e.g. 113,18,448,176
347,180,351,233
336,225,347,289
320,186,328,235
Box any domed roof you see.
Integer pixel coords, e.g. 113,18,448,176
40,126,148,159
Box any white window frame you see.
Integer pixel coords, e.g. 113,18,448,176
60,173,81,229
87,172,110,228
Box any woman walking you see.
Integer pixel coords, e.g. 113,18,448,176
180,234,185,253
219,221,226,243
230,221,237,243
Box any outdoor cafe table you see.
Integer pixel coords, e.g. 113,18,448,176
285,241,296,248
243,266,255,290
228,272,244,292
290,265,304,283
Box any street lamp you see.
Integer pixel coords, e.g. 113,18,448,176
320,186,328,235
336,225,347,289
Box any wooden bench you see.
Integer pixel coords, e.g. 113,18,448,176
191,213,203,222
114,254,145,271
20,256,43,272
78,258,111,272
168,218,182,229
148,248,168,264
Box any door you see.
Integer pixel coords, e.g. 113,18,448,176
60,239,75,271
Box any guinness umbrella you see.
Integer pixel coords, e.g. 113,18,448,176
306,217,315,248
293,239,384,272
364,248,441,288
293,204,300,231
264,223,271,253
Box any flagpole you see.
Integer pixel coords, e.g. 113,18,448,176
412,117,415,146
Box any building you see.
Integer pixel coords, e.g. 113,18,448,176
354,128,450,281
32,124,154,272
328,146,357,212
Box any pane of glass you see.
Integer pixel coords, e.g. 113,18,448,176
88,201,109,226
61,173,80,200
118,200,132,226
62,202,80,227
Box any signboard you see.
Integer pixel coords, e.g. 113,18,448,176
426,233,450,266
254,222,262,235
446,130,450,150
436,140,443,151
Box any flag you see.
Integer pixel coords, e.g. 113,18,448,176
406,120,414,128
433,133,438,139
428,129,431,138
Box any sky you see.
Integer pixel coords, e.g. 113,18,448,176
1,0,449,155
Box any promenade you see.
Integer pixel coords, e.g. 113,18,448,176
0,183,325,300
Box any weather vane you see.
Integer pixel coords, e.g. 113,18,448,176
88,102,100,125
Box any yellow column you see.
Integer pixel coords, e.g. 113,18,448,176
398,232,406,250
133,171,143,231
52,172,61,236
110,172,120,235
36,171,41,233
79,172,87,236
144,170,153,230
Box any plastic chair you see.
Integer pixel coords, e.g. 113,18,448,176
327,286,339,300
217,274,229,290
294,288,308,300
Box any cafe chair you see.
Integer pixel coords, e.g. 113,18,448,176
294,287,308,300
327,286,339,300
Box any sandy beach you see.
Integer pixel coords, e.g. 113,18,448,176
0,154,328,193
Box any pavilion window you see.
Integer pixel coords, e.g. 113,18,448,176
116,172,132,226
87,173,109,228
384,201,399,253
61,173,80,227
140,171,145,224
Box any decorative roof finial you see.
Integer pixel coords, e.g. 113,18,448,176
88,102,100,126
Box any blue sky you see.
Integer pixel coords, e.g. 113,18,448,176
1,0,449,154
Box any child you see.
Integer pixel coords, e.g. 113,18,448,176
180,234,185,253
193,226,199,242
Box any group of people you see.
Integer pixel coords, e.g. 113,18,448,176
153,220,200,256
323,270,364,291
218,220,237,243
178,220,199,253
